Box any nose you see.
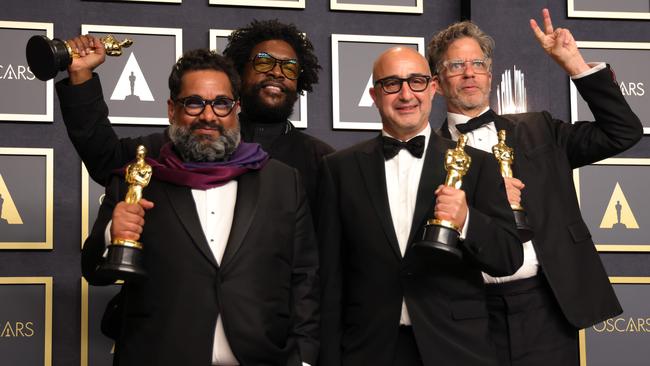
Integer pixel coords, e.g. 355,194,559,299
462,62,476,77
267,62,284,79
398,80,413,99
198,103,219,122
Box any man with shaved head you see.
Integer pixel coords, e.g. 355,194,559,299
317,47,523,365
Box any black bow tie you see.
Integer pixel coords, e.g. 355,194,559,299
455,109,498,134
382,135,425,160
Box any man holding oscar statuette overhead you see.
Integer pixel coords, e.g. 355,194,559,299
429,9,642,366
317,46,522,366
55,20,333,211
81,49,319,366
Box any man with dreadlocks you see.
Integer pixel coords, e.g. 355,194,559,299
57,19,333,209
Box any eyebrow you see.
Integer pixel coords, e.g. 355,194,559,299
374,73,431,82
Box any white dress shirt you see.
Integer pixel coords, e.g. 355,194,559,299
446,62,606,283
383,124,468,324
106,180,309,366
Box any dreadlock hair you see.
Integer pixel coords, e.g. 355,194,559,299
223,19,321,94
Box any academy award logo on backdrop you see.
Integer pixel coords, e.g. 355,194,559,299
82,25,182,125
0,21,53,122
571,42,650,134
580,277,650,366
209,29,308,128
574,158,650,252
331,34,424,130
0,148,53,250
0,277,52,366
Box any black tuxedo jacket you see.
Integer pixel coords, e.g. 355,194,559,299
55,74,334,210
82,160,319,366
317,133,523,366
439,67,642,328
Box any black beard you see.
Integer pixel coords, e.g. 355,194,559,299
169,121,241,162
241,81,298,123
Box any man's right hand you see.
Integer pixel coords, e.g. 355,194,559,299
66,35,106,85
110,199,154,243
503,177,525,207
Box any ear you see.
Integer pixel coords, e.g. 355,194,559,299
167,98,175,124
369,86,378,104
433,76,445,97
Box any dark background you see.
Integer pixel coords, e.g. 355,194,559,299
2,0,649,365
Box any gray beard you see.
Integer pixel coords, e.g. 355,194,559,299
169,121,241,162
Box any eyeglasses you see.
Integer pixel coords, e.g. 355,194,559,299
250,52,300,80
175,96,237,117
373,75,432,94
440,58,491,76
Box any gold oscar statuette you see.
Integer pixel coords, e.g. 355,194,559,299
98,145,151,282
26,34,134,81
414,135,471,259
492,130,533,241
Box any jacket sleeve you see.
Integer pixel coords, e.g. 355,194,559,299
290,170,320,366
315,157,343,366
461,152,524,277
554,66,643,168
82,175,122,285
56,74,168,186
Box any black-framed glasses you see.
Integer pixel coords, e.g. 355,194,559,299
175,96,237,117
250,52,300,80
440,58,491,76
373,75,432,94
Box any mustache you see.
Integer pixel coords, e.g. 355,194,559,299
256,78,288,92
189,121,225,133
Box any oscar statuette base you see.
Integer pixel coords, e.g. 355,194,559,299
413,219,463,259
98,240,147,282
511,204,533,243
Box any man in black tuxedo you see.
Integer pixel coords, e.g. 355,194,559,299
82,49,318,366
428,9,642,366
57,19,333,209
318,46,523,366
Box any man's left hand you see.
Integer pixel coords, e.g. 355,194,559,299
530,8,590,76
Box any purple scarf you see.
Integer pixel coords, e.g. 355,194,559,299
132,142,269,190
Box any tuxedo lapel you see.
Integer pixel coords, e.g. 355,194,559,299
438,119,452,139
407,134,448,247
356,136,401,260
220,171,259,268
164,184,219,269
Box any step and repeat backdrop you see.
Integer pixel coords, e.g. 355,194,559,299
1,0,649,365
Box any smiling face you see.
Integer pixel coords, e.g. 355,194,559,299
435,37,492,118
369,47,435,141
167,69,241,162
240,39,299,122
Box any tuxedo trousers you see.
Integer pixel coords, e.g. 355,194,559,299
486,274,580,366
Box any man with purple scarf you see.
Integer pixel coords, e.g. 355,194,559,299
81,49,319,366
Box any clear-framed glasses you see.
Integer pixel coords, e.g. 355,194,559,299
250,52,300,80
373,75,432,94
176,96,237,117
440,58,491,76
